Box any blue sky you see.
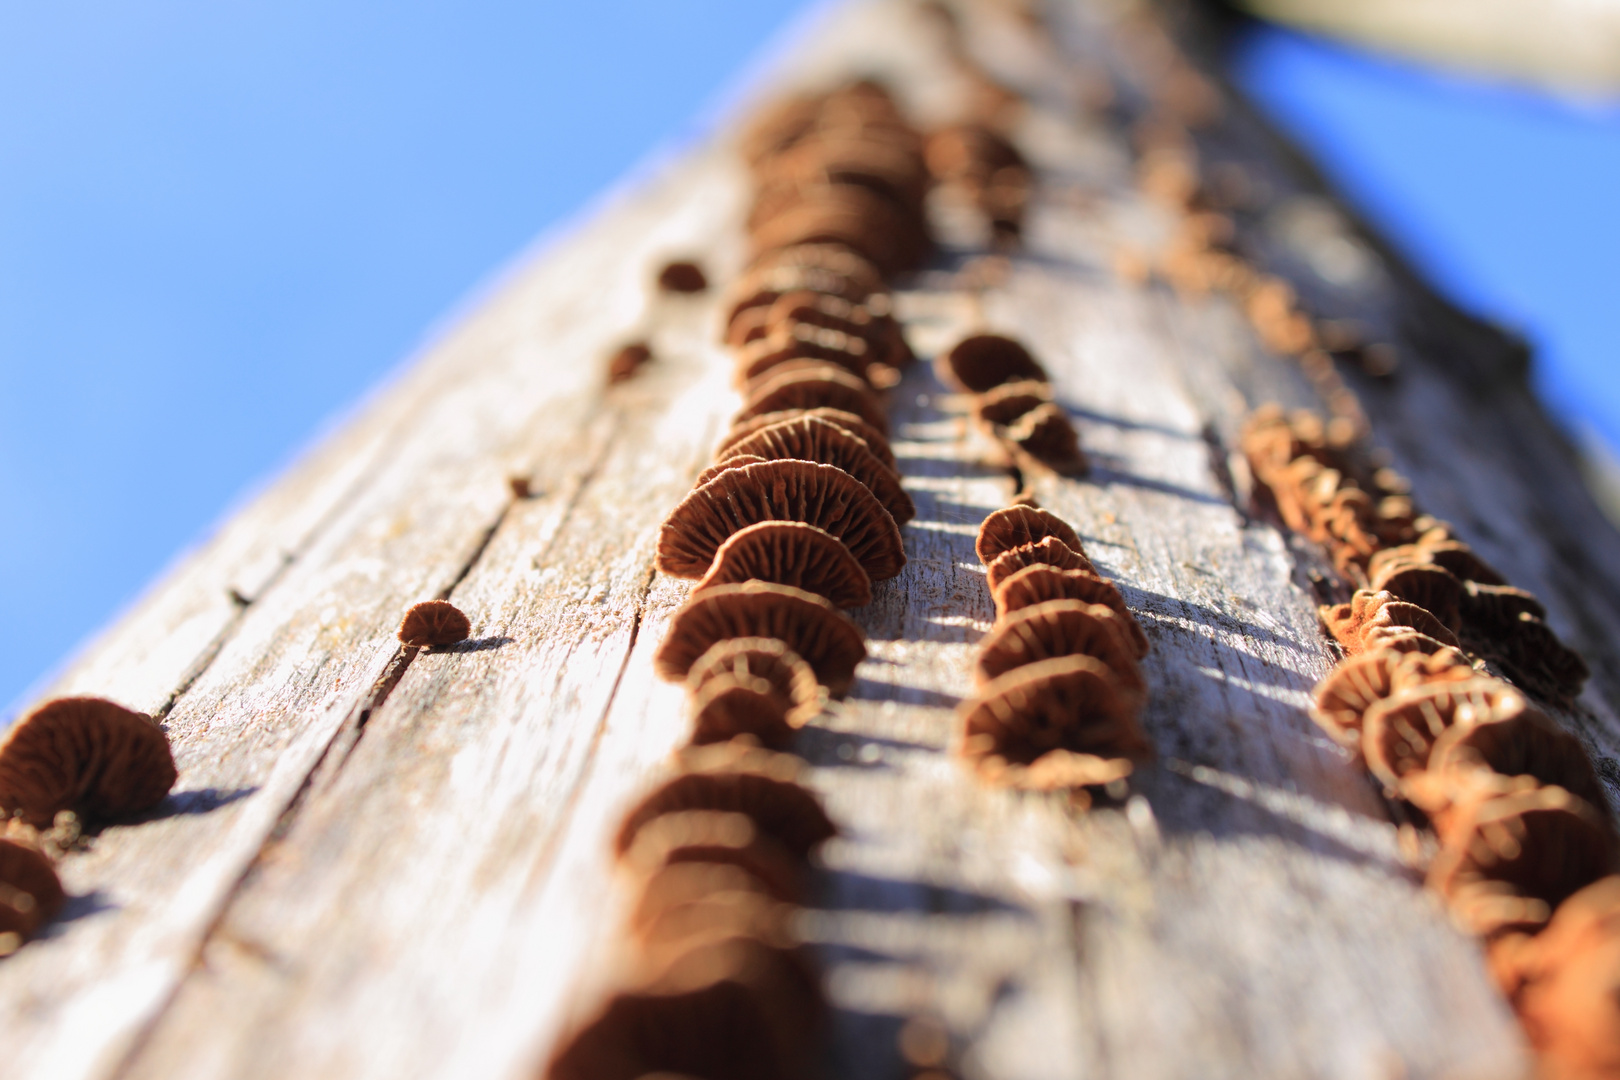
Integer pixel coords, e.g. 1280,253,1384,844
2,5,1616,711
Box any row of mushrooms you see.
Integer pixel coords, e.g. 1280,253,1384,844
1245,406,1619,1078
960,504,1152,792
546,79,938,1080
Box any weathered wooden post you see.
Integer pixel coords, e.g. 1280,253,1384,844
2,2,1617,1077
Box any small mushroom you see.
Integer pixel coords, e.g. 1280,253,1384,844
687,676,796,749
0,697,177,827
1318,590,1460,656
716,415,914,525
656,459,904,583
1367,560,1464,633
717,407,896,470
735,364,889,434
692,454,770,490
657,260,708,294
619,810,808,904
960,654,1151,773
1424,700,1608,815
396,599,471,647
607,342,653,384
693,521,873,609
973,600,1146,705
1310,646,1475,748
634,887,794,959
686,637,821,730
999,404,1088,475
975,505,1083,565
935,334,1047,394
629,861,778,938
973,379,1053,427
0,838,66,949
1460,582,1548,635
1428,785,1617,937
992,565,1148,658
732,324,871,387
984,536,1096,591
1360,678,1531,793
616,743,837,863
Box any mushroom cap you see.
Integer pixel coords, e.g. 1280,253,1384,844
1367,560,1464,633
397,599,472,647
935,333,1047,394
615,745,837,862
654,582,867,695
656,260,708,293
992,564,1148,658
1428,785,1617,937
1361,677,1531,792
717,407,895,470
1427,701,1608,814
984,536,1095,591
732,324,872,387
629,861,778,938
1370,539,1507,588
620,810,809,905
656,460,904,583
717,415,914,526
975,506,1083,565
974,600,1147,706
686,637,821,729
1461,582,1548,634
1318,590,1461,656
973,379,1052,427
1000,404,1088,475
687,676,795,750
634,888,794,961
959,654,1152,768
1310,646,1475,747
722,256,880,331
0,838,65,936
1486,616,1591,705
693,521,873,609
692,454,769,490
735,364,888,434
0,696,177,827
748,186,927,275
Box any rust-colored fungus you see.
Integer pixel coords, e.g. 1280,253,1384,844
620,811,808,904
973,600,1146,703
974,379,1052,427
687,676,798,750
656,460,904,583
0,697,177,827
984,536,1096,592
655,582,867,695
935,333,1048,394
657,260,709,294
1461,583,1548,635
608,342,653,384
1428,786,1617,936
693,521,873,609
717,407,896,469
692,454,770,490
1367,559,1464,633
397,599,472,647
999,403,1088,475
1370,540,1508,589
616,743,837,862
686,637,820,730
1359,678,1533,793
960,654,1151,775
629,861,778,937
717,415,914,525
991,565,1148,658
735,364,888,434
1425,704,1609,816
748,186,925,275
0,838,65,943
1310,646,1475,747
975,505,1084,565
1485,617,1592,706
1490,875,1620,1080
634,888,794,958
1318,590,1461,656
732,325,871,387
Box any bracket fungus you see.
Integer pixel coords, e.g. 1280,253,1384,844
1424,705,1609,816
716,415,914,526
1367,560,1464,633
0,838,65,948
629,861,779,938
974,379,1053,427
998,403,1088,475
656,582,867,696
735,364,888,434
657,260,709,294
686,637,821,730
716,407,896,470
1359,678,1533,793
396,599,472,647
1310,646,1475,748
732,325,872,387
975,505,1084,565
984,535,1095,592
0,697,177,827
686,676,800,750
693,521,873,609
973,600,1146,704
656,459,904,583
1319,590,1461,656
935,333,1047,394
991,565,1148,658
620,811,808,905
960,654,1151,779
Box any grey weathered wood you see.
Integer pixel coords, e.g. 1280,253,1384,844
3,0,1616,1077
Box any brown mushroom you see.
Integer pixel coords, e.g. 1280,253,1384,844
716,415,914,525
656,460,904,583
960,654,1151,773
1366,560,1464,633
607,342,653,384
1428,785,1617,937
397,599,472,647
634,888,795,961
1460,582,1548,635
975,505,1083,565
984,536,1096,592
748,186,926,275
973,379,1052,427
686,637,821,730
1424,701,1608,815
733,324,872,387
0,697,177,827
657,260,708,294
615,743,837,862
686,676,795,750
716,407,896,470
692,454,769,490
991,564,1148,658
1360,678,1533,793
935,334,1047,394
0,838,65,945
999,403,1088,475
1310,645,1475,748
619,810,808,904
655,582,867,696
735,364,888,434
1318,590,1461,656
973,600,1146,705
692,521,873,609
629,861,778,938
1485,616,1592,705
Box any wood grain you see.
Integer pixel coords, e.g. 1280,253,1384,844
3,1,1615,1078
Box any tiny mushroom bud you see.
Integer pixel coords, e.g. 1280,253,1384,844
397,600,471,647
0,697,177,827
656,260,709,294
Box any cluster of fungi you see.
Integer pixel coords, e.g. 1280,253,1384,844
548,79,937,1080
935,333,1086,478
960,505,1151,793
1244,406,1615,1077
